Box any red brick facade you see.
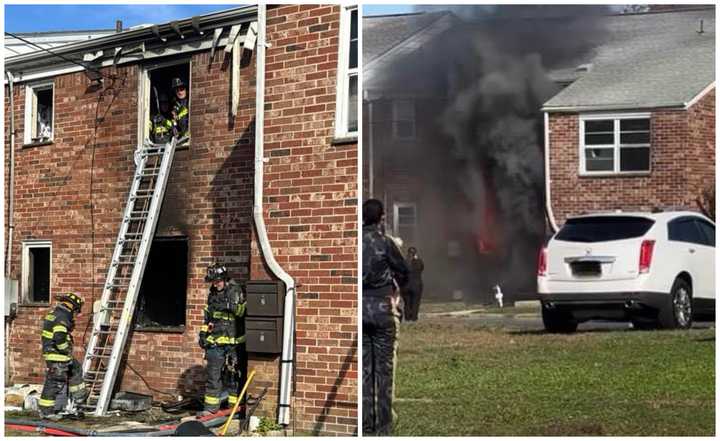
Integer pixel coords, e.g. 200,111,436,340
548,89,715,225
4,5,356,436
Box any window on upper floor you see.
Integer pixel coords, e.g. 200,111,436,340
393,100,416,140
21,241,52,304
334,5,358,139
393,202,417,246
580,114,651,175
140,60,191,147
24,82,54,146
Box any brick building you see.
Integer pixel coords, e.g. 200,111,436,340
4,4,357,435
543,8,715,227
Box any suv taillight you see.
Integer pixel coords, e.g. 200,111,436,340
537,246,548,276
639,240,655,274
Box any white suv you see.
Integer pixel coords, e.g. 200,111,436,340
538,211,715,332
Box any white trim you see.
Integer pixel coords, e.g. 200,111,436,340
392,99,416,140
23,81,55,145
334,4,358,139
392,202,417,242
21,240,52,304
684,81,715,109
138,58,192,145
544,112,559,233
579,112,651,176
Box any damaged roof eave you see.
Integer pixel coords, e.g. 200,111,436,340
6,5,257,77
542,103,688,113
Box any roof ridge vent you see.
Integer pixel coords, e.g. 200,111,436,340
697,19,704,34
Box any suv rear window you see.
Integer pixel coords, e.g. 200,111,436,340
555,216,655,243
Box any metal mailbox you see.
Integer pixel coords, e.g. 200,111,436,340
245,280,285,317
245,317,283,354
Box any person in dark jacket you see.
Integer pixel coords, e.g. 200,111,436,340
148,92,174,144
39,293,88,419
362,199,409,435
403,247,425,321
170,77,189,139
199,263,247,413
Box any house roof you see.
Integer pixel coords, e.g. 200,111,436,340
5,30,117,57
544,8,715,112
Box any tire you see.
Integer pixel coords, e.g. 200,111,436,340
542,306,578,333
658,278,693,330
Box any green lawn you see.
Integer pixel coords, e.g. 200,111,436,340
393,321,715,436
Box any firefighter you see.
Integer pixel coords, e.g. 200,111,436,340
199,263,247,414
404,246,425,322
148,92,174,144
170,77,189,139
38,293,88,419
362,199,409,435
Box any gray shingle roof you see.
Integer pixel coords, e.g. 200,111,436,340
544,8,715,111
363,11,449,65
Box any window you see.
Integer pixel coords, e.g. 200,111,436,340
393,100,416,140
21,241,52,304
393,203,417,245
135,237,188,331
334,5,358,138
139,61,190,146
556,216,655,243
668,218,706,245
580,114,651,174
695,219,715,247
24,82,54,145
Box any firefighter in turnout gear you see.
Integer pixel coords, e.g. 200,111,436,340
362,199,409,436
170,77,189,139
199,263,247,413
148,92,174,144
39,293,88,419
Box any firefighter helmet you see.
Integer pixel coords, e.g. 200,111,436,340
205,263,229,282
171,77,186,89
58,292,84,312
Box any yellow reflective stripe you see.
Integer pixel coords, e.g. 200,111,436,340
200,325,208,332
206,335,245,345
211,311,234,320
228,395,238,404
45,314,56,321
44,353,71,362
69,383,85,393
235,335,246,344
38,398,55,407
42,330,54,339
56,342,69,350
177,107,188,118
235,303,246,317
53,325,68,333
204,395,220,405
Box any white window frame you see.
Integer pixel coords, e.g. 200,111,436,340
138,58,192,146
393,99,416,140
393,202,417,243
23,81,55,145
334,4,358,139
21,240,52,305
579,112,651,176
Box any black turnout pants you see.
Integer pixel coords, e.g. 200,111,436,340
204,344,247,412
362,295,398,436
39,359,85,413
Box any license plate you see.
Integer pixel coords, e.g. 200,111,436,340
571,261,601,276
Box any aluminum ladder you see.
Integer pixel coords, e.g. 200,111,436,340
82,137,179,415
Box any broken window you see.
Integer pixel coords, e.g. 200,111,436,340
141,61,190,145
581,115,651,174
393,202,417,246
393,100,416,140
335,5,358,138
24,83,54,145
135,237,188,331
21,241,51,304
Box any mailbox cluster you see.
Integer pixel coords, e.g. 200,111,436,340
244,280,285,353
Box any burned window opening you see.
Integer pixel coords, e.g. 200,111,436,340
135,237,188,331
146,62,190,145
22,242,51,304
24,83,54,145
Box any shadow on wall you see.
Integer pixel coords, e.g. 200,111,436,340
312,343,358,435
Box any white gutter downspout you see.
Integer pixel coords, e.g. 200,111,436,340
253,4,297,427
544,112,559,233
5,71,16,275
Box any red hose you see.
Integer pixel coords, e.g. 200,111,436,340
6,424,78,436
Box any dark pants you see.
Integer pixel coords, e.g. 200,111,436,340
404,283,423,321
204,344,246,411
39,359,86,413
363,295,399,435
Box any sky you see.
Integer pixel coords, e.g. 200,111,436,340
5,4,239,33
363,4,416,17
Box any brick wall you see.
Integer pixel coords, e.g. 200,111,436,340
5,4,357,436
548,91,715,224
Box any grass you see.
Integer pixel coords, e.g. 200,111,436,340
392,320,715,436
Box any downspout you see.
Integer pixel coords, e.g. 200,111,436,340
253,4,297,427
366,92,374,197
5,71,17,385
544,112,559,233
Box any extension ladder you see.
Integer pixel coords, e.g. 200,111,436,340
81,137,179,415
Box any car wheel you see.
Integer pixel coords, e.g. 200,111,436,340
659,278,693,330
542,306,578,333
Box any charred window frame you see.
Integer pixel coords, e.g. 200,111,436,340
393,100,416,140
579,113,651,175
21,240,52,305
393,202,417,246
334,5,358,139
138,59,191,148
23,81,55,146
134,237,188,332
